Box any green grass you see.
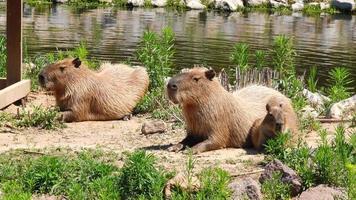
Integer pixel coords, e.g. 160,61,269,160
0,149,233,200
230,42,250,72
0,35,6,77
261,172,291,200
307,66,318,93
264,125,356,198
0,105,64,130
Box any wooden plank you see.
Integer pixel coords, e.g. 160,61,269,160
0,78,6,89
0,80,30,109
6,0,23,86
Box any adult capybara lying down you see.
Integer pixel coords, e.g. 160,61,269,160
38,58,149,122
166,67,298,154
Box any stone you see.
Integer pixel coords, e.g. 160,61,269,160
186,0,206,9
229,177,262,200
53,0,68,3
320,2,330,10
127,0,145,6
164,172,201,199
259,159,302,196
245,0,268,6
292,2,304,11
301,105,319,119
141,120,166,134
215,0,244,11
152,0,167,7
329,94,356,120
302,89,330,110
295,184,346,200
331,0,355,11
270,0,288,7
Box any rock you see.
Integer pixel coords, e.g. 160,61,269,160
229,177,262,200
295,184,346,200
320,2,330,9
331,0,355,11
329,94,356,120
259,159,302,196
245,0,268,6
215,0,244,11
302,89,330,110
186,0,206,9
152,0,167,7
127,0,145,6
141,120,166,134
301,105,319,119
292,2,304,11
270,0,288,7
53,0,68,3
164,172,201,199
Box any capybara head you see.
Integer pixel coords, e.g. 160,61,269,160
167,68,217,104
38,58,82,91
266,102,285,133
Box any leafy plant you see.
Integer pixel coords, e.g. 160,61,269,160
326,67,353,103
307,66,318,92
272,35,296,76
261,172,291,200
255,50,266,70
230,43,250,72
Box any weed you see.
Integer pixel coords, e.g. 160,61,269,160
307,66,318,92
264,132,291,161
1,181,32,200
0,35,6,77
118,151,170,199
261,172,291,200
196,168,231,199
166,0,186,9
255,50,266,70
230,43,250,72
299,114,322,132
327,67,353,103
272,35,296,76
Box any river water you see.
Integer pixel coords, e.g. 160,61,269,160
0,4,355,84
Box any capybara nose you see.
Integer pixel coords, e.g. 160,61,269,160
275,123,283,132
38,74,45,85
167,81,178,91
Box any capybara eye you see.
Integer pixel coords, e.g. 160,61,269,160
193,77,199,82
60,67,65,72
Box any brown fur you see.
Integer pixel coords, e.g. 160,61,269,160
38,58,149,122
166,67,298,154
251,96,298,150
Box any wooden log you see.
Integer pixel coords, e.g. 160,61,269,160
6,0,23,86
0,80,30,109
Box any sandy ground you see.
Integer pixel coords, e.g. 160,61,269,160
0,92,354,175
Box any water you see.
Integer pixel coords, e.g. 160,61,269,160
0,4,356,85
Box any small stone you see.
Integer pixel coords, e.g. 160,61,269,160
292,2,304,11
141,120,166,134
186,0,206,9
245,0,268,6
295,184,346,200
329,94,356,120
270,0,288,7
320,2,330,10
302,89,330,110
215,0,244,11
331,0,355,11
229,177,262,200
127,0,145,6
259,159,302,196
152,0,167,7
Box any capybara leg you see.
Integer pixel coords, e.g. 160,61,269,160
60,111,76,122
168,135,201,152
191,139,221,154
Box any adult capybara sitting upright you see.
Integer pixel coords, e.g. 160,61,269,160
38,58,149,122
166,67,298,154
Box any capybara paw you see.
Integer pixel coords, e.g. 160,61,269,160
60,111,75,123
168,143,184,152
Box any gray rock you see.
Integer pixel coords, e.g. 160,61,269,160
320,2,330,10
292,2,304,11
295,185,346,200
301,105,319,119
245,0,268,6
215,0,244,11
187,0,206,9
259,159,302,196
141,120,166,134
270,0,288,7
329,94,356,120
302,89,330,110
229,177,262,200
152,0,167,7
331,0,355,11
127,0,145,6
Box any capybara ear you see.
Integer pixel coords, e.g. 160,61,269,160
73,58,81,68
205,69,216,80
266,103,271,112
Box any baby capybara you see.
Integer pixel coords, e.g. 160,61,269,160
38,58,149,122
166,67,298,154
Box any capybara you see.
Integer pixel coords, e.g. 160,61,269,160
38,58,149,122
251,96,296,150
166,67,298,154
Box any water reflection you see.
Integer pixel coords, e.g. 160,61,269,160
0,4,355,84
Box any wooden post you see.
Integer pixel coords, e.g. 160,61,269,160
6,0,23,86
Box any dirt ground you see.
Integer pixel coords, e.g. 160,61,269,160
0,92,353,175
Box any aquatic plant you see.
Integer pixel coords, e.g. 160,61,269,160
307,66,318,93
230,42,250,72
326,67,354,103
255,50,266,70
272,35,296,76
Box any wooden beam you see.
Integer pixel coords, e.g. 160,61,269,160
6,0,23,86
0,80,30,109
0,78,6,89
